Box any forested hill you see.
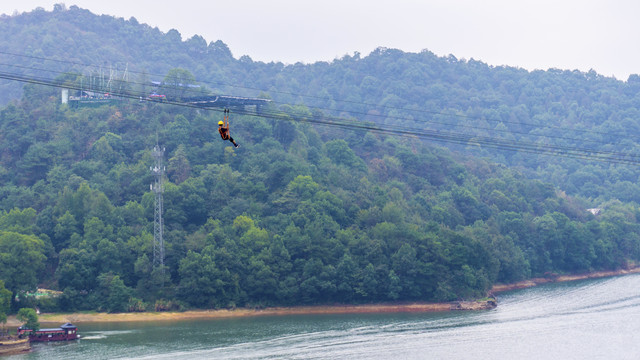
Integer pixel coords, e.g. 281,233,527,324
0,6,639,312
2,6,640,204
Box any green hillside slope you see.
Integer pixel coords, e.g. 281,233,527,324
2,6,640,201
0,6,639,312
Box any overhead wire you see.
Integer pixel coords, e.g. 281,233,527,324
0,49,635,144
1,68,640,166
245,109,640,166
0,59,631,159
0,66,639,167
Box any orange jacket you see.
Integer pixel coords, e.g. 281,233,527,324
219,126,230,140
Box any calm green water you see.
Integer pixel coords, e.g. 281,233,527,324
10,273,640,359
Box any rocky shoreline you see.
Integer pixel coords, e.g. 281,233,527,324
0,337,30,355
5,267,637,326
5,299,497,326
6,300,492,326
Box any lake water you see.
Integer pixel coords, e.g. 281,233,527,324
11,273,640,359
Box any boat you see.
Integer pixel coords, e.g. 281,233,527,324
17,322,78,342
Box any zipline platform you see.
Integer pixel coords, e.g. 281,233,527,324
184,95,270,112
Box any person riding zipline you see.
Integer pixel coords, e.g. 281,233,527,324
218,109,239,148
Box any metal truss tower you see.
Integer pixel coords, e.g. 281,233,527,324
151,144,165,273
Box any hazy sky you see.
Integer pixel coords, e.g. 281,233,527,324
2,0,639,80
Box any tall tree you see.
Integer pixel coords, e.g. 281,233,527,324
0,281,11,332
0,231,46,297
17,307,39,331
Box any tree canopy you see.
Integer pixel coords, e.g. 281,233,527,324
0,7,638,313
17,308,39,331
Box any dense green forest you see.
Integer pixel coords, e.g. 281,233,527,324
0,6,640,313
3,5,640,203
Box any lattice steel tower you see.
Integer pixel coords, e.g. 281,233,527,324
151,144,165,272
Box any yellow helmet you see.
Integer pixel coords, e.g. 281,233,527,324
218,121,224,126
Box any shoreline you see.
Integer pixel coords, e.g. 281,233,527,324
6,267,638,326
5,300,493,326
490,266,640,293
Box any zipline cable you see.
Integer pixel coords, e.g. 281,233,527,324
0,50,636,143
0,60,633,156
1,69,640,166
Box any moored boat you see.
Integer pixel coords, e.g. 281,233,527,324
17,322,78,342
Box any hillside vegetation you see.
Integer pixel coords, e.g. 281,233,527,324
2,6,640,202
0,6,639,312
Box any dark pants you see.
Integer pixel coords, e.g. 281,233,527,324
225,136,238,147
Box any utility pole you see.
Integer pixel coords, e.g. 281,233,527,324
150,143,165,275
